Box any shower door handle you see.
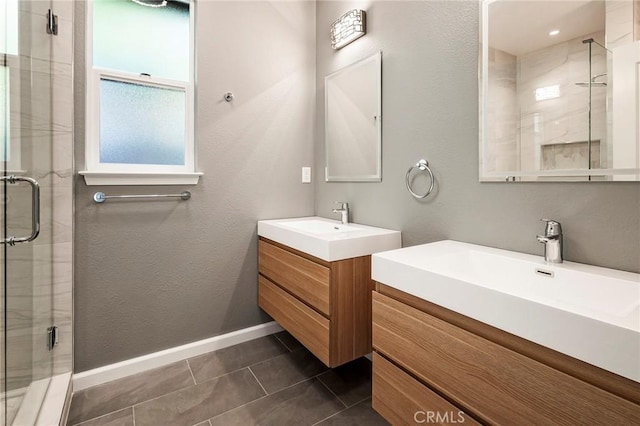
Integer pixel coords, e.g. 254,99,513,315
1,175,40,245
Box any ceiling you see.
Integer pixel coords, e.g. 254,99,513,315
487,0,605,56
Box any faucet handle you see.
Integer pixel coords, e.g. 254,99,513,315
335,201,349,209
540,219,562,236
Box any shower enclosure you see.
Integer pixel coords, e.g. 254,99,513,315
1,1,73,424
483,29,610,180
477,0,639,181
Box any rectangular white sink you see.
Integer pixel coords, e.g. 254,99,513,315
372,240,640,383
278,219,360,234
258,217,401,261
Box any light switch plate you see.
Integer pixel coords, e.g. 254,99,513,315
302,167,311,183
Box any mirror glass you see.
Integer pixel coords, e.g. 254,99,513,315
325,52,382,182
480,0,640,181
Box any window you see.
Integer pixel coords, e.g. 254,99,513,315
81,0,200,185
1,0,18,56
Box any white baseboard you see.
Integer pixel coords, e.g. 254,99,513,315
72,321,283,391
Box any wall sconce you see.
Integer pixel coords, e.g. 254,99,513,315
331,9,366,50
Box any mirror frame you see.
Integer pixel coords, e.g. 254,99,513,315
325,51,382,182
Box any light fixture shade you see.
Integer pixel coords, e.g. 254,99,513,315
131,0,167,7
331,10,366,50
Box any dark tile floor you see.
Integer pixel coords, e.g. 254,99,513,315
67,332,389,426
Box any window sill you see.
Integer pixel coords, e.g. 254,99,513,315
79,171,203,186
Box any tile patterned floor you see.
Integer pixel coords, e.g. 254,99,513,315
67,332,389,426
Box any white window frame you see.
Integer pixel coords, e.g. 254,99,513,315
80,0,201,186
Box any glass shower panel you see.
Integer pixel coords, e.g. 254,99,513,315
516,32,607,175
588,39,609,171
2,0,55,424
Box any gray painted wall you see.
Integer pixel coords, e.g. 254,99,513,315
315,1,640,273
73,1,316,372
74,0,640,372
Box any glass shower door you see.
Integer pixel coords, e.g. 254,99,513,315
1,0,55,424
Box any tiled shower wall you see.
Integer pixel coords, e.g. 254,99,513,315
636,0,640,39
605,0,637,168
484,47,518,173
486,30,607,173
517,31,607,172
487,0,640,174
607,0,635,48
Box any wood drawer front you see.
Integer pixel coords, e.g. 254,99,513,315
259,240,330,315
259,276,330,365
372,292,640,425
373,352,479,426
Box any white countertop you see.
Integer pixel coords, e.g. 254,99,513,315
372,240,640,383
258,216,401,262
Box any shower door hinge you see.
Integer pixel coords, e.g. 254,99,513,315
46,9,58,35
47,325,59,351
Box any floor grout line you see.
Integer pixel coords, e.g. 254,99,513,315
310,396,373,426
129,380,198,411
72,341,376,426
186,359,198,385
208,376,319,423
311,408,345,426
180,342,297,388
272,332,294,352
316,374,348,409
207,391,271,422
72,406,134,426
71,345,377,426
72,362,200,424
128,364,266,412
129,366,287,424
248,367,269,396
278,374,326,394
348,395,373,408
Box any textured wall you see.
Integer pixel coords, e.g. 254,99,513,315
73,1,316,372
74,0,640,372
315,1,640,272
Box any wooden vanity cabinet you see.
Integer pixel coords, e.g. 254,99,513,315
258,237,373,367
372,284,640,425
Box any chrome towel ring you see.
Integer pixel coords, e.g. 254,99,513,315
406,159,435,199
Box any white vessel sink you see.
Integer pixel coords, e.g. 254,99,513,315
372,240,640,382
258,217,401,262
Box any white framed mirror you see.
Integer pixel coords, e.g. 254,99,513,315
325,51,382,182
480,0,640,182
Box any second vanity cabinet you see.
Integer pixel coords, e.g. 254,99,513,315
258,238,373,367
372,284,640,425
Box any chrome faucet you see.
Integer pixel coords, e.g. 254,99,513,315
537,219,563,263
332,201,350,224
